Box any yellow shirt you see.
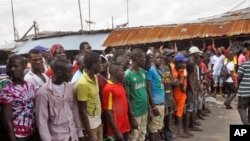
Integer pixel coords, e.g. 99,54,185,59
76,70,102,129
224,55,237,65
224,56,237,75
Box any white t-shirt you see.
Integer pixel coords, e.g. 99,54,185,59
212,55,225,75
52,83,65,96
24,70,48,90
225,61,234,82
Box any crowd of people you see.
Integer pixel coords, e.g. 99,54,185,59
0,39,250,141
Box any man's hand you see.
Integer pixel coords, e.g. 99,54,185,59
148,110,154,122
114,131,124,141
87,135,96,141
130,117,138,130
152,107,160,116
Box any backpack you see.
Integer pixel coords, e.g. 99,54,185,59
220,62,230,81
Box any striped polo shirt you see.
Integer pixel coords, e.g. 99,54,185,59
237,61,250,97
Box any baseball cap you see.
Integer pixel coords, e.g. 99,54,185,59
34,45,49,52
189,46,202,54
174,53,189,62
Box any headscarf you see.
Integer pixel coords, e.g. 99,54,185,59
49,44,64,57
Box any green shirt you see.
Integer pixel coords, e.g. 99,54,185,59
125,68,148,116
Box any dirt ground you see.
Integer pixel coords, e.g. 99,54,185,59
174,95,241,141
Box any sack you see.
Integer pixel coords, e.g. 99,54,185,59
220,62,230,81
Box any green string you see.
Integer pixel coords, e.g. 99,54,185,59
102,136,115,141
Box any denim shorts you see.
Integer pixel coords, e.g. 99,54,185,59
213,75,223,87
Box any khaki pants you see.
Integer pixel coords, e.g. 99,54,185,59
129,113,148,141
148,105,165,133
91,124,103,141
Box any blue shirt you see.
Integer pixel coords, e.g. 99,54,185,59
71,70,83,85
147,66,165,104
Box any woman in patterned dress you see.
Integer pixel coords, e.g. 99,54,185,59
0,55,36,141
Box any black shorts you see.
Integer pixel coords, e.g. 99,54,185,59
237,96,250,109
223,82,237,94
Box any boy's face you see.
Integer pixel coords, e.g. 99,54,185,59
115,65,125,83
29,53,44,72
60,63,73,82
7,59,25,79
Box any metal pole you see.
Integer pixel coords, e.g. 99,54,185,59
11,0,17,40
78,0,84,32
112,16,114,29
88,0,91,30
127,0,129,27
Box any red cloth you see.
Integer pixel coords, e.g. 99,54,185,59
223,48,230,57
49,44,63,57
102,80,130,136
200,62,212,78
207,45,213,50
72,63,79,74
97,74,107,100
45,67,54,77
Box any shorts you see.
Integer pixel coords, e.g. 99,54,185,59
186,90,198,112
173,91,186,117
223,82,237,95
148,105,165,133
213,75,223,87
129,113,148,141
237,96,250,109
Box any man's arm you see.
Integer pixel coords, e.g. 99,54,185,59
0,104,15,141
72,92,84,139
147,80,160,116
35,93,52,141
237,64,245,87
124,75,138,129
212,38,217,53
147,80,155,108
202,39,206,52
126,96,138,130
76,82,96,141
77,101,95,140
105,110,123,140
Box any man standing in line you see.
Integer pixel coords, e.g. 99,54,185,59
45,44,67,77
125,48,148,141
36,59,84,141
161,49,177,141
76,52,103,141
147,50,165,141
24,49,48,90
186,46,203,134
102,63,131,141
73,42,92,74
171,53,190,138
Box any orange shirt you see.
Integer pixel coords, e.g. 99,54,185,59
171,65,187,93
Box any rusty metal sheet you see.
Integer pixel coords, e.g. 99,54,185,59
132,28,151,45
103,19,250,47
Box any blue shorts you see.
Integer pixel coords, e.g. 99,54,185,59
213,75,223,87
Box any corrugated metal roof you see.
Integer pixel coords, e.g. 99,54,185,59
0,42,22,52
16,33,109,54
103,19,250,47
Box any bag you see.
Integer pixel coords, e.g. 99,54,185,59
220,62,230,81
